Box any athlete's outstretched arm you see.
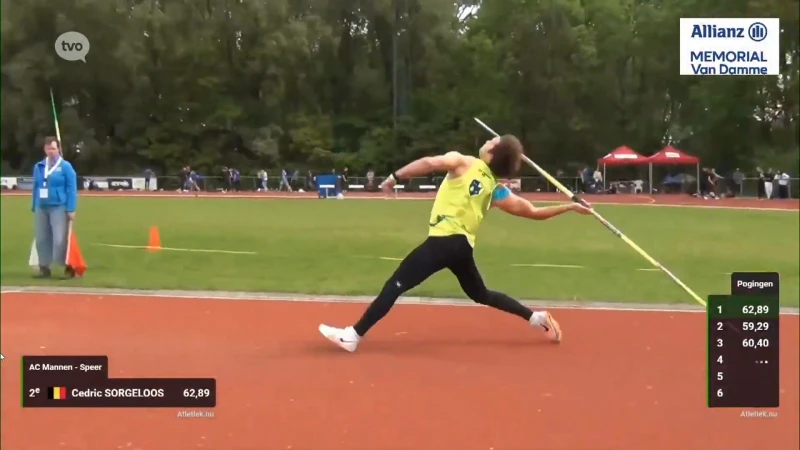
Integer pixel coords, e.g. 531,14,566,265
491,187,591,220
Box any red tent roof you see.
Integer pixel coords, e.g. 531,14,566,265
598,146,648,166
648,146,699,165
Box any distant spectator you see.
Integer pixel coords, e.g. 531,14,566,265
307,170,315,190
581,167,593,193
700,168,715,198
231,168,241,191
707,168,720,198
341,167,349,193
366,169,375,190
291,170,299,190
732,168,744,196
143,168,155,191
221,167,232,192
778,171,790,199
593,166,603,191
756,167,767,199
178,166,190,192
188,170,202,191
765,168,776,199
279,168,292,192
257,169,268,191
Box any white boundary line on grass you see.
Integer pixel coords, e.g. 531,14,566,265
2,287,798,315
93,243,257,255
511,263,585,269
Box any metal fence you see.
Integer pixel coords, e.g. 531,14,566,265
154,175,797,198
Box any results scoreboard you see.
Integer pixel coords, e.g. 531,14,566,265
22,356,216,407
707,272,780,408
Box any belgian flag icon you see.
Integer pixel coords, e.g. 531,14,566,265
47,386,67,400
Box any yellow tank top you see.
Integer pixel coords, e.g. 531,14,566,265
428,159,498,247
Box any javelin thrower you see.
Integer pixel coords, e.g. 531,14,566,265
319,135,592,352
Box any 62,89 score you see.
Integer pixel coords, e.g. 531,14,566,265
183,388,211,399
715,303,770,316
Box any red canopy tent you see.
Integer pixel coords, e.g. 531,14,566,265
597,146,648,191
646,146,700,194
597,146,649,166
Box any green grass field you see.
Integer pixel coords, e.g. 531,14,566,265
1,196,797,306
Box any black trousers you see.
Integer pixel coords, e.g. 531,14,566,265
353,234,533,336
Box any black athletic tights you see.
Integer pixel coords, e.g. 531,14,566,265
353,234,534,336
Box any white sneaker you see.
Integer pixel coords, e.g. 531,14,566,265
530,311,562,343
318,324,360,353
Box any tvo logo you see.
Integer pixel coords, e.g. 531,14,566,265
55,31,90,62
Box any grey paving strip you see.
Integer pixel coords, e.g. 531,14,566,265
3,285,798,315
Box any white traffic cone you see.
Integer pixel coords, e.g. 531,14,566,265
29,239,39,268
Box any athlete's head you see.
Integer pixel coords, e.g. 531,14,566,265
479,134,523,178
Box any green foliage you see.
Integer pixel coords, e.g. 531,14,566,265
2,0,797,175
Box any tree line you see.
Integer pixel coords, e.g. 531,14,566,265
2,0,797,177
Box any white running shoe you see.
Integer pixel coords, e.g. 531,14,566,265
531,311,562,343
318,324,360,353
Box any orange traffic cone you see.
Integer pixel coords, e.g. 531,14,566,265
65,223,87,276
147,226,162,252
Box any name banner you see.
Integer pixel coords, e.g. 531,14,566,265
680,18,780,76
1,176,155,191
106,178,133,190
1,176,17,189
83,177,155,191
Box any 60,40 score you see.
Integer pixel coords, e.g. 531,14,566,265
715,337,771,348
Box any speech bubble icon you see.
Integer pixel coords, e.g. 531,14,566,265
54,31,90,63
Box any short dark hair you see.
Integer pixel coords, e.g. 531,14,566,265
43,136,60,148
487,134,523,178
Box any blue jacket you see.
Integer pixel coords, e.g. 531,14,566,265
31,158,78,212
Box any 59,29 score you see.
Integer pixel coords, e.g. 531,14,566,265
742,321,769,331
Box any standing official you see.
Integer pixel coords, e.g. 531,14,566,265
31,137,78,278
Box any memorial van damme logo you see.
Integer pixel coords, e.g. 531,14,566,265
679,18,779,76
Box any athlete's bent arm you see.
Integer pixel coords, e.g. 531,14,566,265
492,187,590,220
393,151,468,179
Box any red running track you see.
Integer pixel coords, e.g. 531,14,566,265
3,189,798,210
1,292,797,449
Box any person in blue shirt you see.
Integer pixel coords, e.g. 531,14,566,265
231,168,241,191
31,136,78,278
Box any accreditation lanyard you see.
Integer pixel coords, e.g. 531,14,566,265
42,157,62,188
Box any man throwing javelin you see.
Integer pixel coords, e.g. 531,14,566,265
319,135,592,352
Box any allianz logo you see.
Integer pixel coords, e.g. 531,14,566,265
691,25,746,38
